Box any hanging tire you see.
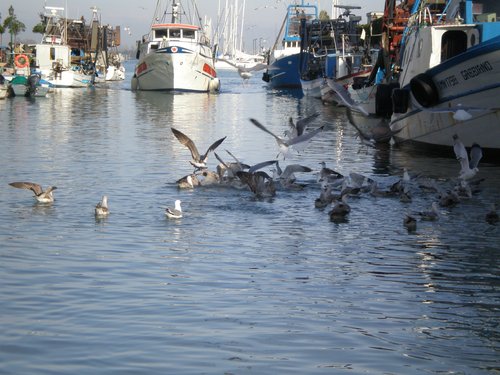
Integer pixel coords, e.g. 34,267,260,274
376,82,400,118
392,88,409,113
410,73,439,107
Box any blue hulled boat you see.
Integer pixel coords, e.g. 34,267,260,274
262,1,318,89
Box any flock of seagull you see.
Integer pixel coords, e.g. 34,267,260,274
7,114,499,229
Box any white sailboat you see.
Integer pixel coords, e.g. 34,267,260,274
214,0,265,71
131,0,220,92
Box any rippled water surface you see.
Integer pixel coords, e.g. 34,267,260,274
1,61,499,374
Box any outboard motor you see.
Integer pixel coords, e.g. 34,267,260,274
27,73,41,96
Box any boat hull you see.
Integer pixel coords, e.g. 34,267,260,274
300,77,324,98
133,47,219,92
265,54,301,89
391,36,500,149
46,70,94,88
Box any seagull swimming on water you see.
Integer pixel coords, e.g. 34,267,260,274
403,214,417,232
9,182,57,203
95,195,109,217
177,173,200,189
171,127,226,171
453,134,482,180
236,170,276,198
250,118,324,158
165,199,183,219
328,194,351,222
416,202,440,221
485,203,499,225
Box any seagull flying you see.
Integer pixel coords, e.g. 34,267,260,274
165,199,183,219
9,182,57,203
285,112,320,139
250,118,324,158
219,59,274,81
171,127,226,171
452,134,482,180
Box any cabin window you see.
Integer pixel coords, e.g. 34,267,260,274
50,47,56,60
170,29,181,38
441,30,467,62
155,29,168,39
184,29,195,39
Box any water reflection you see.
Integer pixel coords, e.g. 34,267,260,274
0,67,499,374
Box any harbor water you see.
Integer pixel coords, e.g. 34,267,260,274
0,61,499,374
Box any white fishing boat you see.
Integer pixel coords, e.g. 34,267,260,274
390,0,500,151
131,0,220,92
34,6,94,88
0,74,10,99
0,84,7,99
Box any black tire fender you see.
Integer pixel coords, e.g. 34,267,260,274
410,73,439,107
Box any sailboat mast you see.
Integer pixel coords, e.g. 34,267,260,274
239,0,245,52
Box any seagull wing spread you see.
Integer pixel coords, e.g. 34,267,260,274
249,118,285,144
469,143,482,169
287,126,324,146
295,112,319,136
171,127,200,161
453,135,473,174
9,181,43,196
248,160,277,173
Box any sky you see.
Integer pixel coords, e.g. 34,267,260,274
3,0,385,52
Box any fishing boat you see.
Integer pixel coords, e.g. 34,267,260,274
0,79,7,99
299,5,374,100
33,5,95,88
389,0,500,151
317,0,412,142
131,0,220,92
262,0,318,89
5,73,51,98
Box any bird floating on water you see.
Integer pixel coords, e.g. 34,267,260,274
95,195,109,217
485,203,499,225
403,214,417,232
417,202,440,221
177,174,200,189
236,170,276,198
171,127,226,171
329,194,351,222
165,199,183,219
9,182,57,203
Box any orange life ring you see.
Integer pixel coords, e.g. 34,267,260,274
14,54,30,68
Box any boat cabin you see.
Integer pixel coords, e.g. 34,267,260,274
399,0,500,86
138,23,212,56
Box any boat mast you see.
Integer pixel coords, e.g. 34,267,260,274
239,0,246,53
